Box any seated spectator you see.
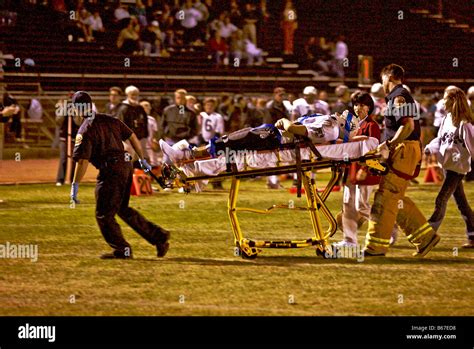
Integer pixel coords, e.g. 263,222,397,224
86,10,105,41
2,92,23,142
117,18,140,55
78,9,93,42
219,16,238,40
130,0,147,27
194,0,209,42
140,22,161,57
209,11,226,34
333,35,348,78
230,29,245,63
244,38,263,66
208,31,229,65
114,2,131,29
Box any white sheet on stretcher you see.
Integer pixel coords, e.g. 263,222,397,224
181,137,379,178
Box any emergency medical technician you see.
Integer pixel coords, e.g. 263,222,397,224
364,64,440,257
70,91,170,259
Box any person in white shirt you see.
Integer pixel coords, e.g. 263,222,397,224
424,86,474,248
177,0,203,45
333,35,348,78
140,100,160,167
434,85,457,132
292,86,330,120
219,16,238,40
199,98,224,143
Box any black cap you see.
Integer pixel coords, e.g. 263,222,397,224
71,91,94,117
72,91,92,105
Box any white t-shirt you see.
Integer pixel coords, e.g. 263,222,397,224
219,23,238,39
434,99,447,128
87,15,103,31
292,98,330,117
200,112,224,142
147,115,158,148
425,113,474,174
177,8,203,29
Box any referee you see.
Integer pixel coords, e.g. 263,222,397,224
70,91,170,259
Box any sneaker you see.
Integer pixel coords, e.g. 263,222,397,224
156,228,170,257
332,240,357,248
100,250,133,259
56,182,63,186
159,140,187,163
462,240,474,248
412,233,441,257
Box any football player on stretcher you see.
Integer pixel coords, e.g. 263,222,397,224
158,108,380,186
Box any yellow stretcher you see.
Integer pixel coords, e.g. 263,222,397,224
158,142,386,259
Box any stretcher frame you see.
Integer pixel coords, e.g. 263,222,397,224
162,150,384,259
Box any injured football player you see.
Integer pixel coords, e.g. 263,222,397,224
159,111,365,164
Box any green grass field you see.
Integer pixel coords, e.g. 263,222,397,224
1,175,473,316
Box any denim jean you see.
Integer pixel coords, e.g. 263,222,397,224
428,170,474,239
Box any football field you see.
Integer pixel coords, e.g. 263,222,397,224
1,175,473,316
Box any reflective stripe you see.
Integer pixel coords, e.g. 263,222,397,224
407,223,432,242
367,236,391,244
366,236,390,247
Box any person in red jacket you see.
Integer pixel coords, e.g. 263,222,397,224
334,91,381,248
208,31,229,65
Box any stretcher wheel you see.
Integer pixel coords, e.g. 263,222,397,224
315,245,332,259
240,248,258,259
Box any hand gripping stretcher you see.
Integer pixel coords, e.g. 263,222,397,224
153,137,387,259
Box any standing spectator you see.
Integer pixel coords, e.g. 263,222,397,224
229,0,242,28
333,35,348,78
258,0,270,49
55,100,80,186
194,0,209,42
27,98,43,123
281,0,297,55
246,98,270,128
242,2,258,45
199,97,224,143
424,87,474,248
370,82,387,127
160,89,198,163
208,31,229,65
177,0,203,46
227,95,247,132
331,85,350,114
266,87,290,123
105,86,123,115
292,86,330,119
434,85,457,134
2,92,22,142
114,86,149,160
140,100,160,167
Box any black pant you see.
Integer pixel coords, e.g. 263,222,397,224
428,170,474,239
95,161,167,254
